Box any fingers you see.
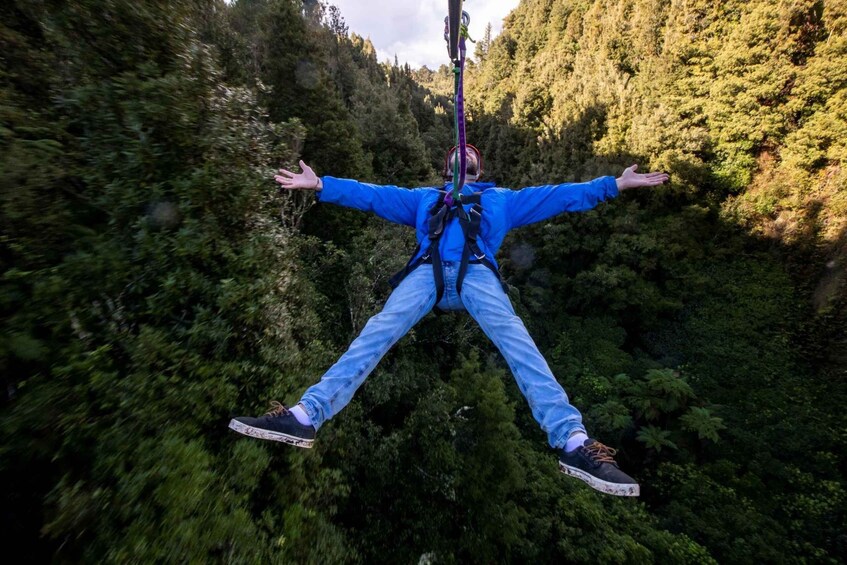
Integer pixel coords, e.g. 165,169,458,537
626,165,670,180
274,174,295,187
642,173,669,185
277,161,313,177
274,173,303,189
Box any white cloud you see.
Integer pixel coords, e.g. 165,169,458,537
327,1,520,69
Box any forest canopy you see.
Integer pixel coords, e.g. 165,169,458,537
1,0,844,562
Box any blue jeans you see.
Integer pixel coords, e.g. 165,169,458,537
299,262,586,448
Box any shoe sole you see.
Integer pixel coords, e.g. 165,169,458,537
559,462,640,497
228,419,314,448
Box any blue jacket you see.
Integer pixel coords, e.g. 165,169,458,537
315,176,619,268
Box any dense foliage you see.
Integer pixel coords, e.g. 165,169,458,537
1,0,844,562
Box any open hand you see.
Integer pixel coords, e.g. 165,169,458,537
616,164,669,191
274,160,322,190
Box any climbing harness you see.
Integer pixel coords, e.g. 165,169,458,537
388,189,506,306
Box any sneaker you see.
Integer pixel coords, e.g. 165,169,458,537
228,401,316,448
558,439,640,497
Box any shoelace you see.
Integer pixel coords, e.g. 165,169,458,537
583,441,618,464
265,401,290,417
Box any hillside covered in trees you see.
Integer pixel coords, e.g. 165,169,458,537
1,0,845,562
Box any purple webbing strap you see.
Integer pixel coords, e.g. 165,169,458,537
452,34,467,202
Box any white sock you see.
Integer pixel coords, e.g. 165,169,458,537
290,404,312,427
565,432,589,452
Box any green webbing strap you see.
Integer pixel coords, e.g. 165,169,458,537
452,66,461,200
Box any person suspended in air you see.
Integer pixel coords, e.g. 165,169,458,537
229,145,669,497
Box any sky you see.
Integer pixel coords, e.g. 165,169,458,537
327,1,521,69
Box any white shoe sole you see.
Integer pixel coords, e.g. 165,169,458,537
228,419,314,448
559,462,640,497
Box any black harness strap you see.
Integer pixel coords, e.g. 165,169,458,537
390,190,506,303
387,241,422,288
454,203,479,296
427,197,450,303
388,192,447,291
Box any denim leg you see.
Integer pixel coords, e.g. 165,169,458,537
459,265,586,448
299,265,437,429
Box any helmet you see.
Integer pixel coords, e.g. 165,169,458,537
442,144,483,180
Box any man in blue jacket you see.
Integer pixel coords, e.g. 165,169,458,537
230,147,668,497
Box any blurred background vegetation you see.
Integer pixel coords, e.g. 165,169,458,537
1,0,844,562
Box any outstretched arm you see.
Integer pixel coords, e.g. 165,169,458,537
274,161,424,226
506,164,669,228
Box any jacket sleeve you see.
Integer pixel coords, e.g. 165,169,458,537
315,176,425,227
504,176,619,229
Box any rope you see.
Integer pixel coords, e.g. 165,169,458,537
446,5,472,202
